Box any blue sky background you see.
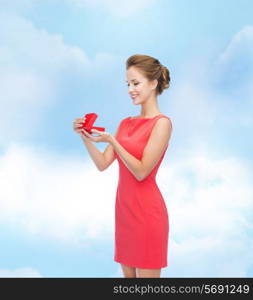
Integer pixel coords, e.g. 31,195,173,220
0,0,252,277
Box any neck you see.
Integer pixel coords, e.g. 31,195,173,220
140,96,160,117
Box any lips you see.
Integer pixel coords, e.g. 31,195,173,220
131,94,138,99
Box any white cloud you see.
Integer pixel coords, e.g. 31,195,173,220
0,11,123,148
213,25,253,94
217,25,253,64
160,157,253,277
169,156,252,234
0,141,252,276
164,236,253,277
168,25,253,149
0,142,117,246
0,267,43,277
0,12,89,77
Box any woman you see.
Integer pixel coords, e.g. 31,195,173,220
73,54,173,278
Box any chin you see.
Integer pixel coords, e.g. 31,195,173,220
132,98,143,105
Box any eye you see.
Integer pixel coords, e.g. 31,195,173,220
126,82,139,86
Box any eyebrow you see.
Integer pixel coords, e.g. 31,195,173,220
125,79,138,82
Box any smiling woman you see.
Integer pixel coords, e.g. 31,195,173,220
113,54,172,278
73,54,173,278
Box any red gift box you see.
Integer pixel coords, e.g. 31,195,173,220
78,113,105,134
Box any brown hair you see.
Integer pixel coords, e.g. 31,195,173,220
126,54,170,96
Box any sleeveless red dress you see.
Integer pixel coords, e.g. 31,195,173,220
113,114,172,269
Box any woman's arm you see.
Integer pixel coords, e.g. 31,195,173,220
99,123,121,171
109,117,172,181
81,137,105,171
81,121,122,171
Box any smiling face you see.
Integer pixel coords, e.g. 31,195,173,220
126,66,158,105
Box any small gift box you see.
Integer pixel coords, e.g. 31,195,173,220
78,113,105,134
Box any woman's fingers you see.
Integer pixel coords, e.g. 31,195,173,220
81,130,91,140
73,117,86,130
73,117,90,137
74,117,86,123
83,129,90,136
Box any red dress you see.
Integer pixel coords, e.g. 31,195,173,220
114,114,172,269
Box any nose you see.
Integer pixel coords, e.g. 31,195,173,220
128,88,133,94
128,84,135,93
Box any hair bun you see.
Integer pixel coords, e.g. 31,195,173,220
159,65,170,92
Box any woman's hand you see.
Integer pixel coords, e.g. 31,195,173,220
82,129,113,144
73,116,86,135
73,116,112,143
73,116,91,143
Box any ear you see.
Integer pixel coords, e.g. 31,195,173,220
150,79,158,91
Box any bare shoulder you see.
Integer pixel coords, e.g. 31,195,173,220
147,116,172,146
154,116,172,131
